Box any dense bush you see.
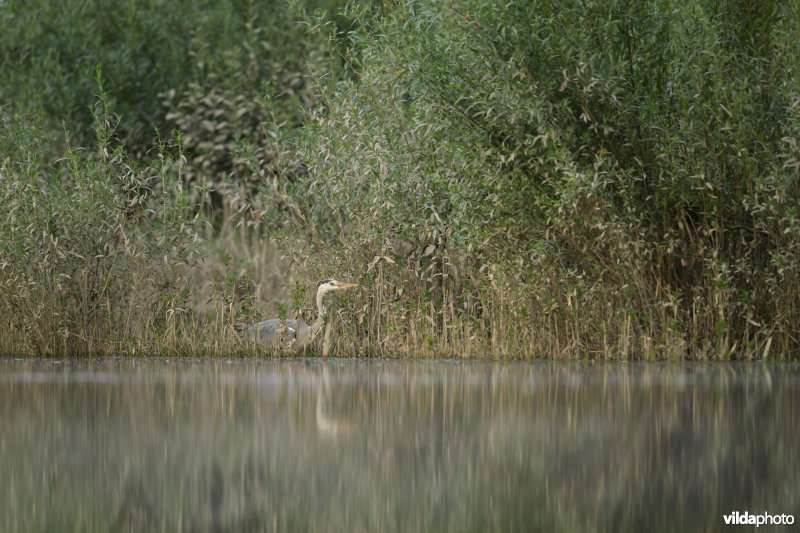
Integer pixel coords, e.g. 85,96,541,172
0,0,350,355
0,83,198,355
0,0,342,167
2,0,798,358
269,0,800,358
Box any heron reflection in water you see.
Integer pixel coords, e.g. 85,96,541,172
316,366,354,436
247,279,358,351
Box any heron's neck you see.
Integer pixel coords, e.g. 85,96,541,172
312,289,328,334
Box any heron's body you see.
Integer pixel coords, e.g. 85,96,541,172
246,279,358,350
247,318,317,348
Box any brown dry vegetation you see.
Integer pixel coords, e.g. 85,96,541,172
1,0,799,359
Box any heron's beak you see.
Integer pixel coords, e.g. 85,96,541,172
336,282,359,289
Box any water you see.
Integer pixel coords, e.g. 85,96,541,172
0,358,797,532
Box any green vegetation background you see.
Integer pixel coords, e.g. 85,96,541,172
1,0,798,359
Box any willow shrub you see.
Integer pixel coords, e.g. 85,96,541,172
0,82,202,355
265,0,800,358
0,0,343,154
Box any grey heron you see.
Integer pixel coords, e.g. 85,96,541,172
247,279,358,349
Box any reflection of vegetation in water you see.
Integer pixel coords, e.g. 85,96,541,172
0,360,797,531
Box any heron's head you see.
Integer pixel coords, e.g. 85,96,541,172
316,278,359,295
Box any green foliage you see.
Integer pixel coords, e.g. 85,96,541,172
2,0,799,358
271,0,800,358
0,0,344,153
0,82,198,355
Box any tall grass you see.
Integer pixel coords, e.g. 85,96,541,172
1,75,192,355
256,0,800,359
1,0,799,359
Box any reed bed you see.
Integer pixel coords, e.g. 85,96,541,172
1,0,799,359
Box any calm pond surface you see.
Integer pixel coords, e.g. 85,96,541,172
0,358,797,532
